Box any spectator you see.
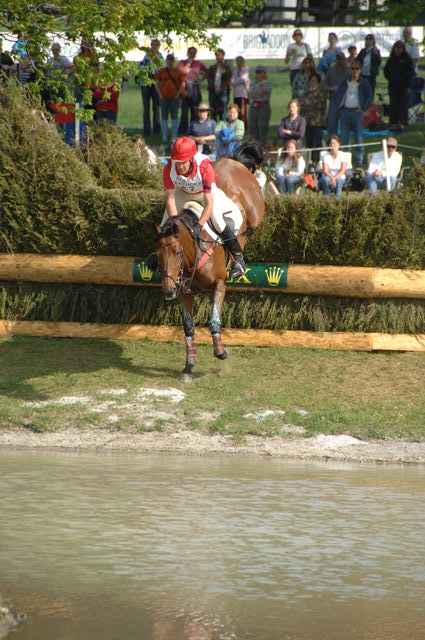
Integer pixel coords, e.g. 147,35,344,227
277,98,306,148
292,56,316,100
215,102,244,158
231,55,250,127
93,83,120,123
319,135,347,196
44,42,73,102
73,40,98,105
188,102,216,154
285,29,312,86
0,40,14,78
300,72,327,163
347,45,358,66
401,26,420,70
247,66,272,147
365,137,402,194
177,46,208,135
357,34,381,101
325,52,348,135
136,38,163,137
275,139,306,194
318,32,344,75
384,41,414,132
334,61,372,167
154,53,186,147
207,49,232,122
13,51,37,85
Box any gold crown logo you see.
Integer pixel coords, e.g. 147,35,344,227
265,266,284,287
139,262,154,281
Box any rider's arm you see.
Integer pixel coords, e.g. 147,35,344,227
199,191,214,227
165,189,178,217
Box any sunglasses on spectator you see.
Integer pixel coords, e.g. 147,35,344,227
387,145,396,148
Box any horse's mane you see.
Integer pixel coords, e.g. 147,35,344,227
231,136,264,173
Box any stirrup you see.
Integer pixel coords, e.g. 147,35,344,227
230,258,246,279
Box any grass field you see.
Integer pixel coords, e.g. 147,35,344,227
0,336,424,442
118,60,425,165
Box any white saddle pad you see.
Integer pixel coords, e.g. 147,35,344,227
183,200,243,242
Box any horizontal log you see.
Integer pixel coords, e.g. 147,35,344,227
0,320,424,352
0,254,425,299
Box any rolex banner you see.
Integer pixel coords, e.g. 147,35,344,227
133,260,289,290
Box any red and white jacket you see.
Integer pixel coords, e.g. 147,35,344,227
163,152,216,195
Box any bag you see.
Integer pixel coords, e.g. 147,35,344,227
345,169,365,192
362,104,382,128
304,173,317,191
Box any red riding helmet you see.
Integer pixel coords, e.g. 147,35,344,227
171,137,197,161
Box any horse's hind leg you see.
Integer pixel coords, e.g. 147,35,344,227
209,280,228,360
180,293,196,384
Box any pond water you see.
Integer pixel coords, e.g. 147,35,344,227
0,451,424,640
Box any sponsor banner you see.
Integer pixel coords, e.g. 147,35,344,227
133,259,289,289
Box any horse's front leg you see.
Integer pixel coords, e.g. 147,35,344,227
208,280,228,360
179,293,196,384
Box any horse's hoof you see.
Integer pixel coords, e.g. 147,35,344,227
179,373,193,384
215,348,228,360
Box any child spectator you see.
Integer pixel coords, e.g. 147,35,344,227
275,139,306,194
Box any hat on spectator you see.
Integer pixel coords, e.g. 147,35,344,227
197,102,210,111
387,137,398,147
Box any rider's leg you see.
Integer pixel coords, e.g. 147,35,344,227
209,190,246,278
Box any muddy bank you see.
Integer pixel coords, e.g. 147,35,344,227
1,427,425,464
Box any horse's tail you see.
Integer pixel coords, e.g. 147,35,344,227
231,136,264,174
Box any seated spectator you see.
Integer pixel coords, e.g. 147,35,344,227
319,135,347,196
188,101,216,154
277,99,305,147
231,55,250,127
357,34,381,101
300,72,327,163
318,32,344,74
365,137,402,193
248,66,272,147
215,103,244,157
275,139,306,194
292,56,316,100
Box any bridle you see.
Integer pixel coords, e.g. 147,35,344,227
157,235,196,296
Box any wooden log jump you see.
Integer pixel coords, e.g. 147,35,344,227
0,320,424,352
0,253,424,299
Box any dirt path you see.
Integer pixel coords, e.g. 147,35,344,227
1,426,425,464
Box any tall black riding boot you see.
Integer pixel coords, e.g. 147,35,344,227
220,226,246,278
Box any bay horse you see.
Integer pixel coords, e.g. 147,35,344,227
155,139,265,383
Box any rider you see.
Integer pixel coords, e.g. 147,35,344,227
160,136,246,278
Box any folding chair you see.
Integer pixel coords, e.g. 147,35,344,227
408,77,425,125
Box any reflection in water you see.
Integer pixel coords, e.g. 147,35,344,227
0,451,424,639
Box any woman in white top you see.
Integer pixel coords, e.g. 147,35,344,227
319,135,347,196
285,29,312,86
275,139,306,194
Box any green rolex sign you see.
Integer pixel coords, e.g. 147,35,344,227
133,260,289,290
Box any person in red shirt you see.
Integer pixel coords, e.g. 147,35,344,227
93,84,119,123
154,53,186,146
161,136,246,278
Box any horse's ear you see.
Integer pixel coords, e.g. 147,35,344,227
171,222,179,235
155,225,161,234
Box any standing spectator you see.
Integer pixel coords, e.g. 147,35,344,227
44,42,73,102
177,46,208,135
292,56,316,100
275,139,306,194
136,39,163,137
277,99,306,148
0,41,14,78
231,55,250,127
347,45,358,66
401,26,420,70
318,32,344,75
334,62,372,167
154,53,186,147
319,135,347,196
357,34,381,101
300,72,327,163
383,41,414,132
247,66,272,146
215,103,244,157
285,29,312,86
93,83,120,123
365,137,402,194
13,50,37,85
207,49,232,122
188,102,216,154
325,52,348,135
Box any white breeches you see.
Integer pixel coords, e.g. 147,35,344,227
161,187,240,233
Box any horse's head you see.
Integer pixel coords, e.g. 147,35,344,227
155,221,184,300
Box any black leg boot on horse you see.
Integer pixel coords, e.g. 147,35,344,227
219,225,246,279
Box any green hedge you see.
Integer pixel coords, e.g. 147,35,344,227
0,83,424,333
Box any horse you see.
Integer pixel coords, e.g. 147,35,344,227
155,139,265,383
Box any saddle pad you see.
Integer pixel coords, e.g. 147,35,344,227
183,200,243,242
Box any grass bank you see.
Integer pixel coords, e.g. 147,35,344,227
0,335,424,442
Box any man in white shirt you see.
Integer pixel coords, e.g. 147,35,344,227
365,137,402,193
402,26,420,68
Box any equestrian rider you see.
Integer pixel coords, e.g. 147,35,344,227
162,136,246,278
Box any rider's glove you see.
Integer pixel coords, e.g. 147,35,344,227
192,221,203,238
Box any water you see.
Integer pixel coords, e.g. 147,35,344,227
0,451,424,640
